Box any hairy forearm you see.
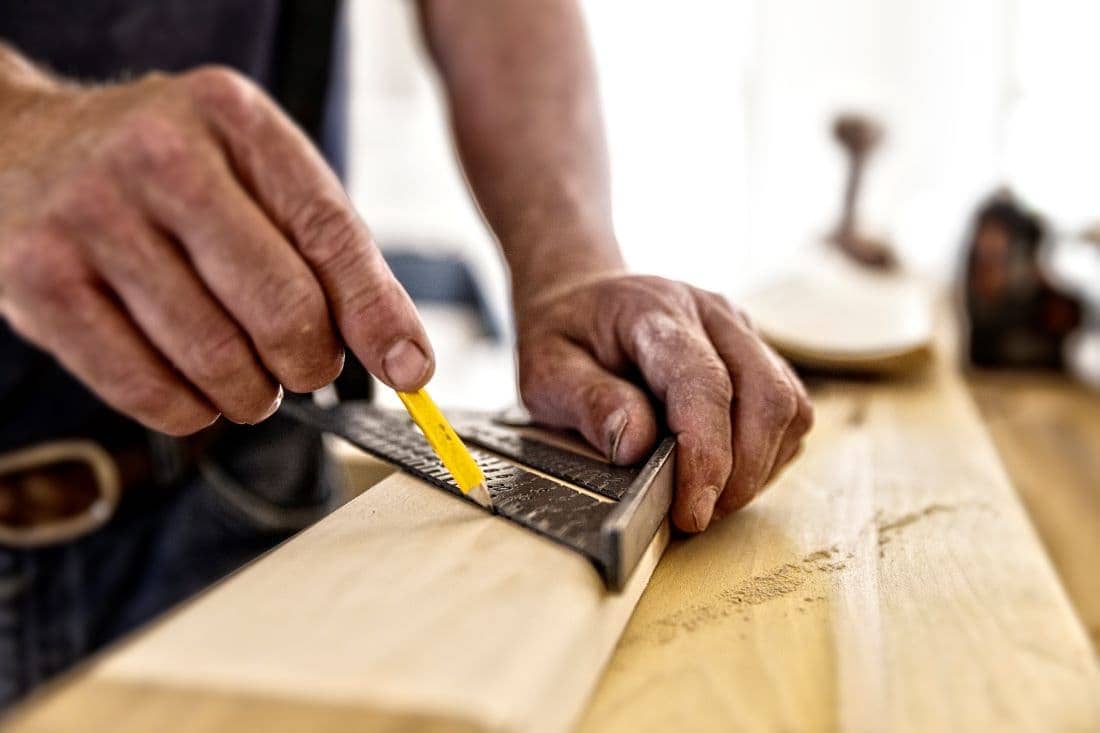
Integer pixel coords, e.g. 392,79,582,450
418,0,624,306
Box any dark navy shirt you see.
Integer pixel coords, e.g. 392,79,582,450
0,1,282,85
0,0,344,451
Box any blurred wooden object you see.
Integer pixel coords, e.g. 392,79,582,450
742,252,934,374
6,453,667,733
578,338,1100,731
969,371,1100,651
742,113,934,374
830,113,897,270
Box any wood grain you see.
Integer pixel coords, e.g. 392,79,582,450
969,371,1100,652
9,336,1100,732
577,352,1100,731
6,464,667,733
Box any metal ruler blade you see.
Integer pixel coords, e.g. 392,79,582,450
281,400,675,590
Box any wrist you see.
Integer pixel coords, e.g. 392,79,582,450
506,228,627,318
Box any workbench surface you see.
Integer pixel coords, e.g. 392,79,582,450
576,359,1100,732
7,356,1100,732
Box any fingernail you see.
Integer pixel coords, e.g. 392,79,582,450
692,486,720,532
234,386,284,426
259,385,284,422
604,408,629,463
384,338,430,389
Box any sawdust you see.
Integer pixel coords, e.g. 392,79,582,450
878,503,954,537
620,545,852,648
875,502,984,549
622,501,991,648
718,562,808,607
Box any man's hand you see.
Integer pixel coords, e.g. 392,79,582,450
419,1,812,529
0,51,433,434
516,274,813,532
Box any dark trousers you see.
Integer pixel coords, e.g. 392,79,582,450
0,417,338,707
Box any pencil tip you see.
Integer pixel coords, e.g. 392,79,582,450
467,482,493,510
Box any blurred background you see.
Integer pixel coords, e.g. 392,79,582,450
342,0,1100,408
332,0,1100,659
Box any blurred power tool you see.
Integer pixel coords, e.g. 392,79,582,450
961,189,1082,369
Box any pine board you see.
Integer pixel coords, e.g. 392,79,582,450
6,466,667,733
9,341,1100,732
577,354,1100,731
969,371,1100,652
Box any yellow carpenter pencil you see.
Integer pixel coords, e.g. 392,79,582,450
397,388,492,509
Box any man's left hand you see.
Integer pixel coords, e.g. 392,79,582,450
515,273,813,532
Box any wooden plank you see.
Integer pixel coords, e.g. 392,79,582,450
578,351,1100,731
969,371,1100,652
10,332,1100,732
6,463,667,733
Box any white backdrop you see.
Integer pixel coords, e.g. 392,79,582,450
345,0,1097,317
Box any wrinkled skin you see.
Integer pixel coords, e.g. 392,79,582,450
0,64,434,434
0,21,812,534
516,274,813,531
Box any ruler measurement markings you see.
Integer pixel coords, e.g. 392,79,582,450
311,405,614,567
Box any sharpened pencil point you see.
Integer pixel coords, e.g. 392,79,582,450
468,482,493,510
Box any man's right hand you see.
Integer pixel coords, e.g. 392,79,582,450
0,49,434,434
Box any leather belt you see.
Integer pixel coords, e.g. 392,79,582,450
0,433,207,548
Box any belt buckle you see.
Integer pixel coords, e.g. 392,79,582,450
0,440,121,548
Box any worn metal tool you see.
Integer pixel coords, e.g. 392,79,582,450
282,401,675,591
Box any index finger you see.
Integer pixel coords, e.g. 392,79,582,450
619,309,733,532
698,294,808,514
186,68,434,391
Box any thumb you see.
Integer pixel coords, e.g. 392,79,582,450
519,337,658,464
317,239,434,393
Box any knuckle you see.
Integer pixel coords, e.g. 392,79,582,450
697,287,754,330
112,111,188,174
53,172,118,228
339,271,415,335
122,371,216,436
792,395,815,435
125,377,170,417
121,370,181,423
292,196,365,270
667,355,732,405
629,310,684,353
729,303,754,331
343,281,394,325
111,114,212,207
697,363,734,404
188,324,251,382
184,65,261,126
759,380,799,429
252,274,328,351
578,379,612,416
624,277,693,315
10,231,86,304
700,287,733,311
